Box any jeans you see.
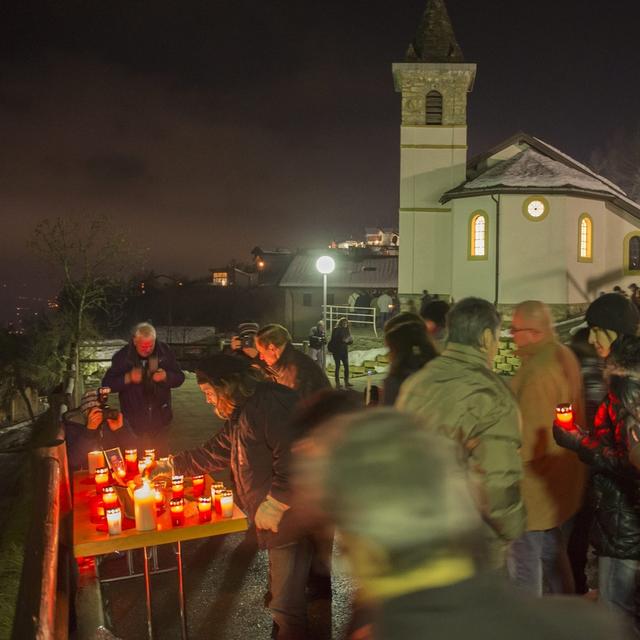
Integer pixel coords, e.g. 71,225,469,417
598,556,639,620
333,353,349,385
269,538,313,639
507,526,574,595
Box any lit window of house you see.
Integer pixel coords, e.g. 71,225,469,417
212,272,228,286
469,211,488,260
578,214,593,262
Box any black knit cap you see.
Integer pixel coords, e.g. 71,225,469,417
585,293,640,337
195,354,252,385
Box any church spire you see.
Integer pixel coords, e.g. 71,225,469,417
406,0,464,63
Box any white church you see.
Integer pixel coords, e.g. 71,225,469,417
395,0,640,317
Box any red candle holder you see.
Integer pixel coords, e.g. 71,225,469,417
198,496,212,523
124,449,138,475
172,475,185,500
192,475,205,497
94,467,110,493
170,498,185,526
154,481,165,512
211,482,225,515
555,403,574,426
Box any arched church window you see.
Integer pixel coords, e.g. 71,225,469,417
469,211,488,260
578,214,593,262
625,232,640,274
425,91,443,125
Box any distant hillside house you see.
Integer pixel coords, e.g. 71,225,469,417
251,246,294,286
395,0,640,318
209,267,255,287
279,251,397,338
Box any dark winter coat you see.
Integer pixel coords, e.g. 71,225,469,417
556,373,640,560
271,343,330,400
171,382,301,548
328,326,352,358
102,341,185,434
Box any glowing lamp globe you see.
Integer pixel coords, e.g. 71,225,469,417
316,256,335,275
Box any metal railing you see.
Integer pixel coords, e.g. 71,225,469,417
323,305,378,337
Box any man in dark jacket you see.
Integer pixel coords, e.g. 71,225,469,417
150,355,310,640
102,322,185,453
254,324,330,399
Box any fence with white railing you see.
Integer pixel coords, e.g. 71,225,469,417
323,305,378,336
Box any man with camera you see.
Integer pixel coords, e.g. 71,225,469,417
102,322,185,454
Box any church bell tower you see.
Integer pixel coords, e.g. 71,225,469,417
393,0,476,299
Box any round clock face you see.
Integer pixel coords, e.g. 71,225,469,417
527,200,546,218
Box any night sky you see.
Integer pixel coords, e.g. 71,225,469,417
1,0,639,320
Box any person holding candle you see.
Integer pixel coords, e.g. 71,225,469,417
102,322,185,455
507,300,587,596
147,354,309,640
554,294,640,625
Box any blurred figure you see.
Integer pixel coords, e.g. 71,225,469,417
419,298,450,352
507,301,586,595
308,320,327,369
376,290,393,328
328,318,353,389
397,297,524,569
102,322,184,454
382,312,437,405
255,324,330,399
629,283,640,310
554,294,640,623
295,409,627,640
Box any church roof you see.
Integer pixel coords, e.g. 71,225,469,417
406,0,464,63
441,133,640,219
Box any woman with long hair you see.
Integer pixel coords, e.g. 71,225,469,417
328,317,353,388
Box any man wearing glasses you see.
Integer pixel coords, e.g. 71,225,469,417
507,301,586,596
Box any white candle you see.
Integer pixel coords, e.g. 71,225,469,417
106,507,122,535
88,450,105,475
134,481,157,531
220,491,234,518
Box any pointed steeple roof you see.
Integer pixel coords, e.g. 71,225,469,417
406,0,464,63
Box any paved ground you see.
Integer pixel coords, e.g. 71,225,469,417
97,370,378,640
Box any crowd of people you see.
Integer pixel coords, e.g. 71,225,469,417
66,289,640,638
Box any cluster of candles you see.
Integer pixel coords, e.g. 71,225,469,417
87,447,234,535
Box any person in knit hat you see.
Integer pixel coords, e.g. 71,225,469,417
554,294,640,624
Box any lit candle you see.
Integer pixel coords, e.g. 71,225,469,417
125,449,138,475
192,475,205,497
220,490,234,518
170,498,185,526
138,459,148,475
555,403,574,426
198,496,212,523
133,481,157,531
144,448,156,462
102,485,119,508
211,482,225,515
154,481,165,511
115,464,127,480
88,450,105,475
106,507,122,535
94,467,110,493
172,475,185,500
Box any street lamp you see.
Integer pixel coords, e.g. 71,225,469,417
316,255,335,369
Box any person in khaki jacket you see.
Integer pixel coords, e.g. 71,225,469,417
508,301,587,595
397,297,525,570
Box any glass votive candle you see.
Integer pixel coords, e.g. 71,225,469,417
138,459,148,475
220,490,234,518
94,467,110,492
115,464,127,480
172,475,185,500
102,485,119,508
125,449,138,475
192,474,205,497
106,507,122,535
198,496,212,523
154,481,165,511
211,482,225,514
144,448,156,462
170,498,185,526
555,403,574,426
88,450,105,475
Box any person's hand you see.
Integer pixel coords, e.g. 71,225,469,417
86,407,104,430
146,456,174,481
230,336,242,351
552,420,583,451
254,495,290,533
152,368,167,383
126,368,143,384
106,413,124,431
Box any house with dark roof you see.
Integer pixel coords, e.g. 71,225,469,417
394,0,640,316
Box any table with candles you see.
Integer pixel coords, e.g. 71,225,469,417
73,448,248,640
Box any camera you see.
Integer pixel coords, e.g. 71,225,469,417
97,387,120,421
241,334,255,349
